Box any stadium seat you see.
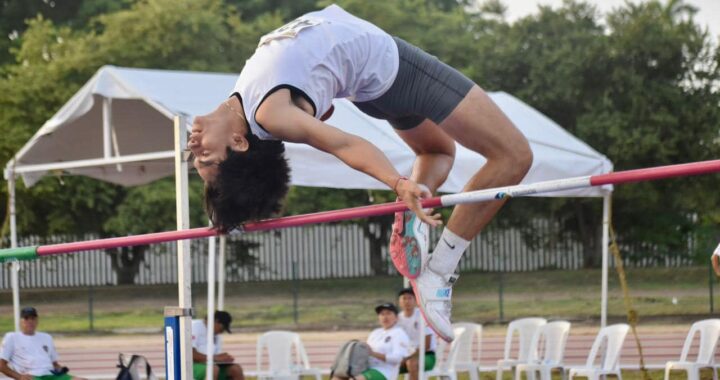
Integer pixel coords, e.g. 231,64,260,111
514,320,571,380
664,319,720,380
255,331,322,380
567,323,629,380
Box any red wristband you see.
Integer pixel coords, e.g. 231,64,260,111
393,176,408,193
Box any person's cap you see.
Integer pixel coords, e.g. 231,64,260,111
375,302,399,314
20,307,38,319
215,311,232,333
398,287,414,297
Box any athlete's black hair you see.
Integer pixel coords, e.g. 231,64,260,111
204,132,290,233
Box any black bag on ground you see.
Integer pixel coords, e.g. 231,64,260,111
330,339,370,378
116,353,155,380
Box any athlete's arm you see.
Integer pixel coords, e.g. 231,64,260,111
256,90,440,226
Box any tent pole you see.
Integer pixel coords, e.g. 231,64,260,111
173,115,193,380
601,192,611,327
7,168,20,331
218,235,226,310
205,233,217,380
102,98,113,159
418,316,425,380
11,262,19,332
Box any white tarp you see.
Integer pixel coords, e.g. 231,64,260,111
8,65,613,195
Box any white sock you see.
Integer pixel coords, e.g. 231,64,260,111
428,228,470,275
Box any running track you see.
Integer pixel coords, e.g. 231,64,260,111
9,329,717,379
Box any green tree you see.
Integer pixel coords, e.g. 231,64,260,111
471,0,612,266
284,186,397,275
228,0,318,21
475,0,720,266
1,0,718,279
0,0,130,66
579,0,720,261
0,0,277,282
103,178,205,284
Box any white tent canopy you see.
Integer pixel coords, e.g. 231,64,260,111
5,65,614,379
10,65,612,194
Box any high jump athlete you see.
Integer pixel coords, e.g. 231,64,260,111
188,4,532,341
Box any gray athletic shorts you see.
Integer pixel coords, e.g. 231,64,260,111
352,37,475,130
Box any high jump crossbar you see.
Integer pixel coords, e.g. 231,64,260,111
1,159,719,262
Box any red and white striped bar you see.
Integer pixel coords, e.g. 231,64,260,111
19,158,720,258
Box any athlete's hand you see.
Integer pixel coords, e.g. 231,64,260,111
712,255,720,277
396,179,442,227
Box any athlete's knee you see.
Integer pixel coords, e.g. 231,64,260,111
508,139,533,179
485,143,532,186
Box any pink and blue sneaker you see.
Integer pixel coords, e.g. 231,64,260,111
389,209,429,279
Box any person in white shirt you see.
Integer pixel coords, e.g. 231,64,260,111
189,3,533,342
0,307,84,380
341,303,411,380
191,311,244,380
711,242,720,276
396,288,437,380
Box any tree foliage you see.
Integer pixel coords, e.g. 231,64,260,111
0,0,718,275
0,0,281,281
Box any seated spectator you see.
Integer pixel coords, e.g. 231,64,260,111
0,307,85,380
334,303,411,380
397,288,437,380
191,311,244,380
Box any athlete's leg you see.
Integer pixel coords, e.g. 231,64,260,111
389,119,456,278
412,86,531,342
394,119,456,193
439,85,532,241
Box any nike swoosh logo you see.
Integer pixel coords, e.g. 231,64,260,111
443,238,455,250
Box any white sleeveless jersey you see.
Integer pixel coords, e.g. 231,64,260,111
233,4,399,140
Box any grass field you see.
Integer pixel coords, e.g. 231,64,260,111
0,266,717,334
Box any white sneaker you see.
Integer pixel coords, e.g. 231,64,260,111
410,266,458,342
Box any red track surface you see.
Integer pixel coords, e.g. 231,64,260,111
6,331,715,379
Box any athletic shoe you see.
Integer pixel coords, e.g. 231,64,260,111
389,209,428,279
410,264,458,342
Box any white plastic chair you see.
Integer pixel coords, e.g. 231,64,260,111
664,319,720,380
496,317,547,380
451,322,482,380
256,330,322,380
423,323,482,380
567,323,629,380
515,321,571,380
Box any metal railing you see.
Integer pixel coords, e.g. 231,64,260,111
0,220,699,289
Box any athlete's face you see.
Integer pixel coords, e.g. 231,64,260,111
378,309,398,329
189,99,249,182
